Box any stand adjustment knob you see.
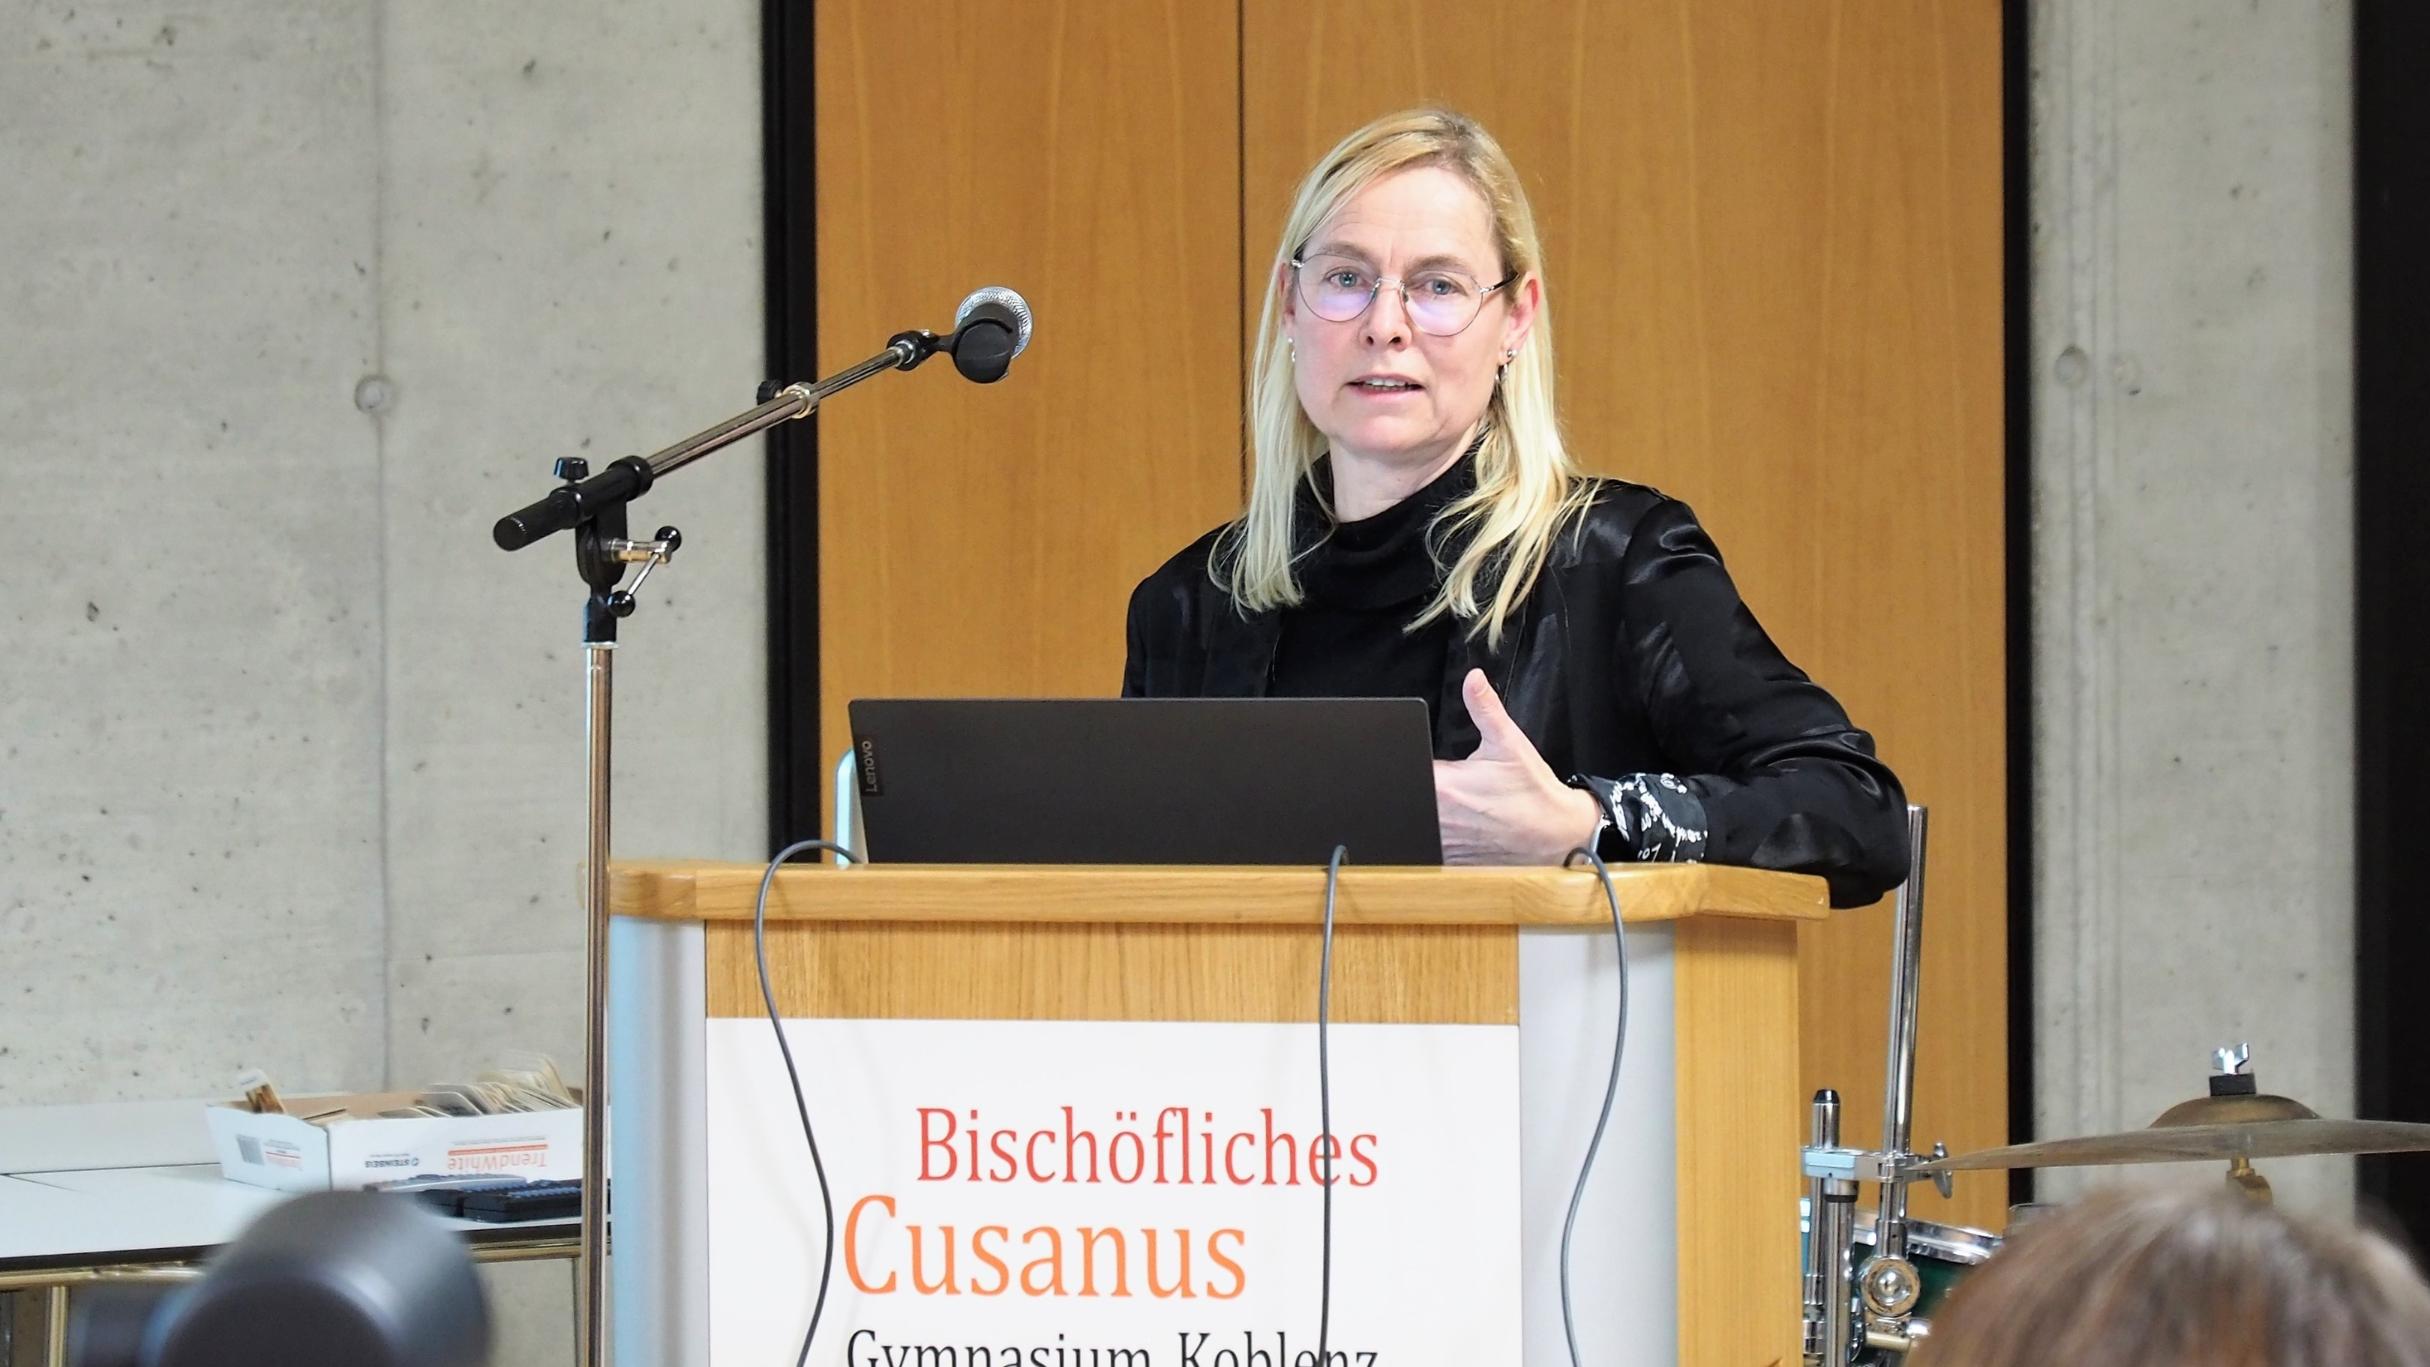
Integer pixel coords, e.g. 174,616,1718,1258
1858,1254,1923,1318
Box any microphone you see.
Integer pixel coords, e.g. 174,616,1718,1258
944,285,1034,383
69,1192,489,1367
492,284,1036,552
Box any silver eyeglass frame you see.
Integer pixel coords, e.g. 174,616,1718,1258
1288,254,1517,337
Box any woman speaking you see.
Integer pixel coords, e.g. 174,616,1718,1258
1123,108,1907,907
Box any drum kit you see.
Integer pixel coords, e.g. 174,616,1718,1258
1796,809,2430,1366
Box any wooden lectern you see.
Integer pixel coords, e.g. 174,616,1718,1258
607,861,1824,1365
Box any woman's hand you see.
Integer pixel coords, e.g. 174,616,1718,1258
1433,669,1605,865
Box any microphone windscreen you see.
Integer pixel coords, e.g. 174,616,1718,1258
953,286,1033,359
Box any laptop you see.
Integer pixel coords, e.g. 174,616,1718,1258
845,698,1442,865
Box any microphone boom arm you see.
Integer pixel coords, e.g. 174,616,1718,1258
656,329,941,478
491,329,939,551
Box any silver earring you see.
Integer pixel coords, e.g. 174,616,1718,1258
1287,338,1297,365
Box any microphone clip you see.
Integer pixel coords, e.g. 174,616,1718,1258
886,329,944,370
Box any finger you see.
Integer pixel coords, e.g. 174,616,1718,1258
1461,669,1530,758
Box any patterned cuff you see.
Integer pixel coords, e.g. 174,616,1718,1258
1567,772,1709,864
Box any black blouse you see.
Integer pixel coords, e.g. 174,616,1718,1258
1123,461,1910,906
1268,454,1465,724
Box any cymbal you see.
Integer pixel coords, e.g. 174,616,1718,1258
1917,1096,2430,1173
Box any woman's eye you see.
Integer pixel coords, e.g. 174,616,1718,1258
1325,271,1366,290
1417,274,1467,298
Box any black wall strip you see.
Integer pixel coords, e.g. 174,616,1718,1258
2355,0,2430,1252
2002,0,2036,1211
764,0,823,853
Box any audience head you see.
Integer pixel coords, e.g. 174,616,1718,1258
1911,1186,2430,1367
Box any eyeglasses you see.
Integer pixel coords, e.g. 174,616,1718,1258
1290,253,1515,337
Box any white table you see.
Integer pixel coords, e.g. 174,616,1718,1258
0,1103,579,1367
0,1167,287,1267
0,1100,217,1175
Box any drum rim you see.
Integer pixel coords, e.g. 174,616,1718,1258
1849,1211,2004,1266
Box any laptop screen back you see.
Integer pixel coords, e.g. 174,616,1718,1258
845,698,1441,865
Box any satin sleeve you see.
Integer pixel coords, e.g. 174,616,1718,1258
1121,562,1198,699
1121,574,1157,698
1590,497,1910,907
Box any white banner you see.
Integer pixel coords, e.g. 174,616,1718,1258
705,1018,1522,1366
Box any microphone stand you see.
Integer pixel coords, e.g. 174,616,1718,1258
491,328,941,1367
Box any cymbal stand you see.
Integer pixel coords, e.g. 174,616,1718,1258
1800,806,1949,1365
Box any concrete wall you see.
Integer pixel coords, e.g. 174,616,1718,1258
2032,0,2355,1212
1,2,764,1359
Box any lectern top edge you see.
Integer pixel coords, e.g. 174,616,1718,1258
603,859,1830,927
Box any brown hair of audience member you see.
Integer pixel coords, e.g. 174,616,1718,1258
1910,1186,2430,1367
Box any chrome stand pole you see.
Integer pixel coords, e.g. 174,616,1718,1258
1803,1089,1850,1367
1800,805,1942,1365
1874,806,1930,1263
1819,1181,1857,1367
566,529,675,1367
578,640,614,1367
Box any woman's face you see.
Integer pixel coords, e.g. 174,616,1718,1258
1282,165,1538,477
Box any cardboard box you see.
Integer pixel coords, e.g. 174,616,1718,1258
204,1091,582,1194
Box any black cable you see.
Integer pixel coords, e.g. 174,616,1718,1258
754,837,859,1367
1316,843,1346,1365
1558,847,1630,1367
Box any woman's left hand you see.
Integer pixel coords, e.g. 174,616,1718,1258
1434,669,1605,865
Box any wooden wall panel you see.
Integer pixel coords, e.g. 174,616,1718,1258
813,1,1245,836
816,0,2007,1230
1240,0,2009,1227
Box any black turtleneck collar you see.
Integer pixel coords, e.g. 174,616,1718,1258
1292,437,1482,610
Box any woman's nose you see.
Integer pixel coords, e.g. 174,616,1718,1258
1362,281,1412,347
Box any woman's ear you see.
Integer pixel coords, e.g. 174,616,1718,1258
1502,272,1542,359
1276,258,1300,325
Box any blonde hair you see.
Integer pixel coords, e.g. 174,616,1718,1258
1219,107,1594,648
1911,1187,2430,1367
